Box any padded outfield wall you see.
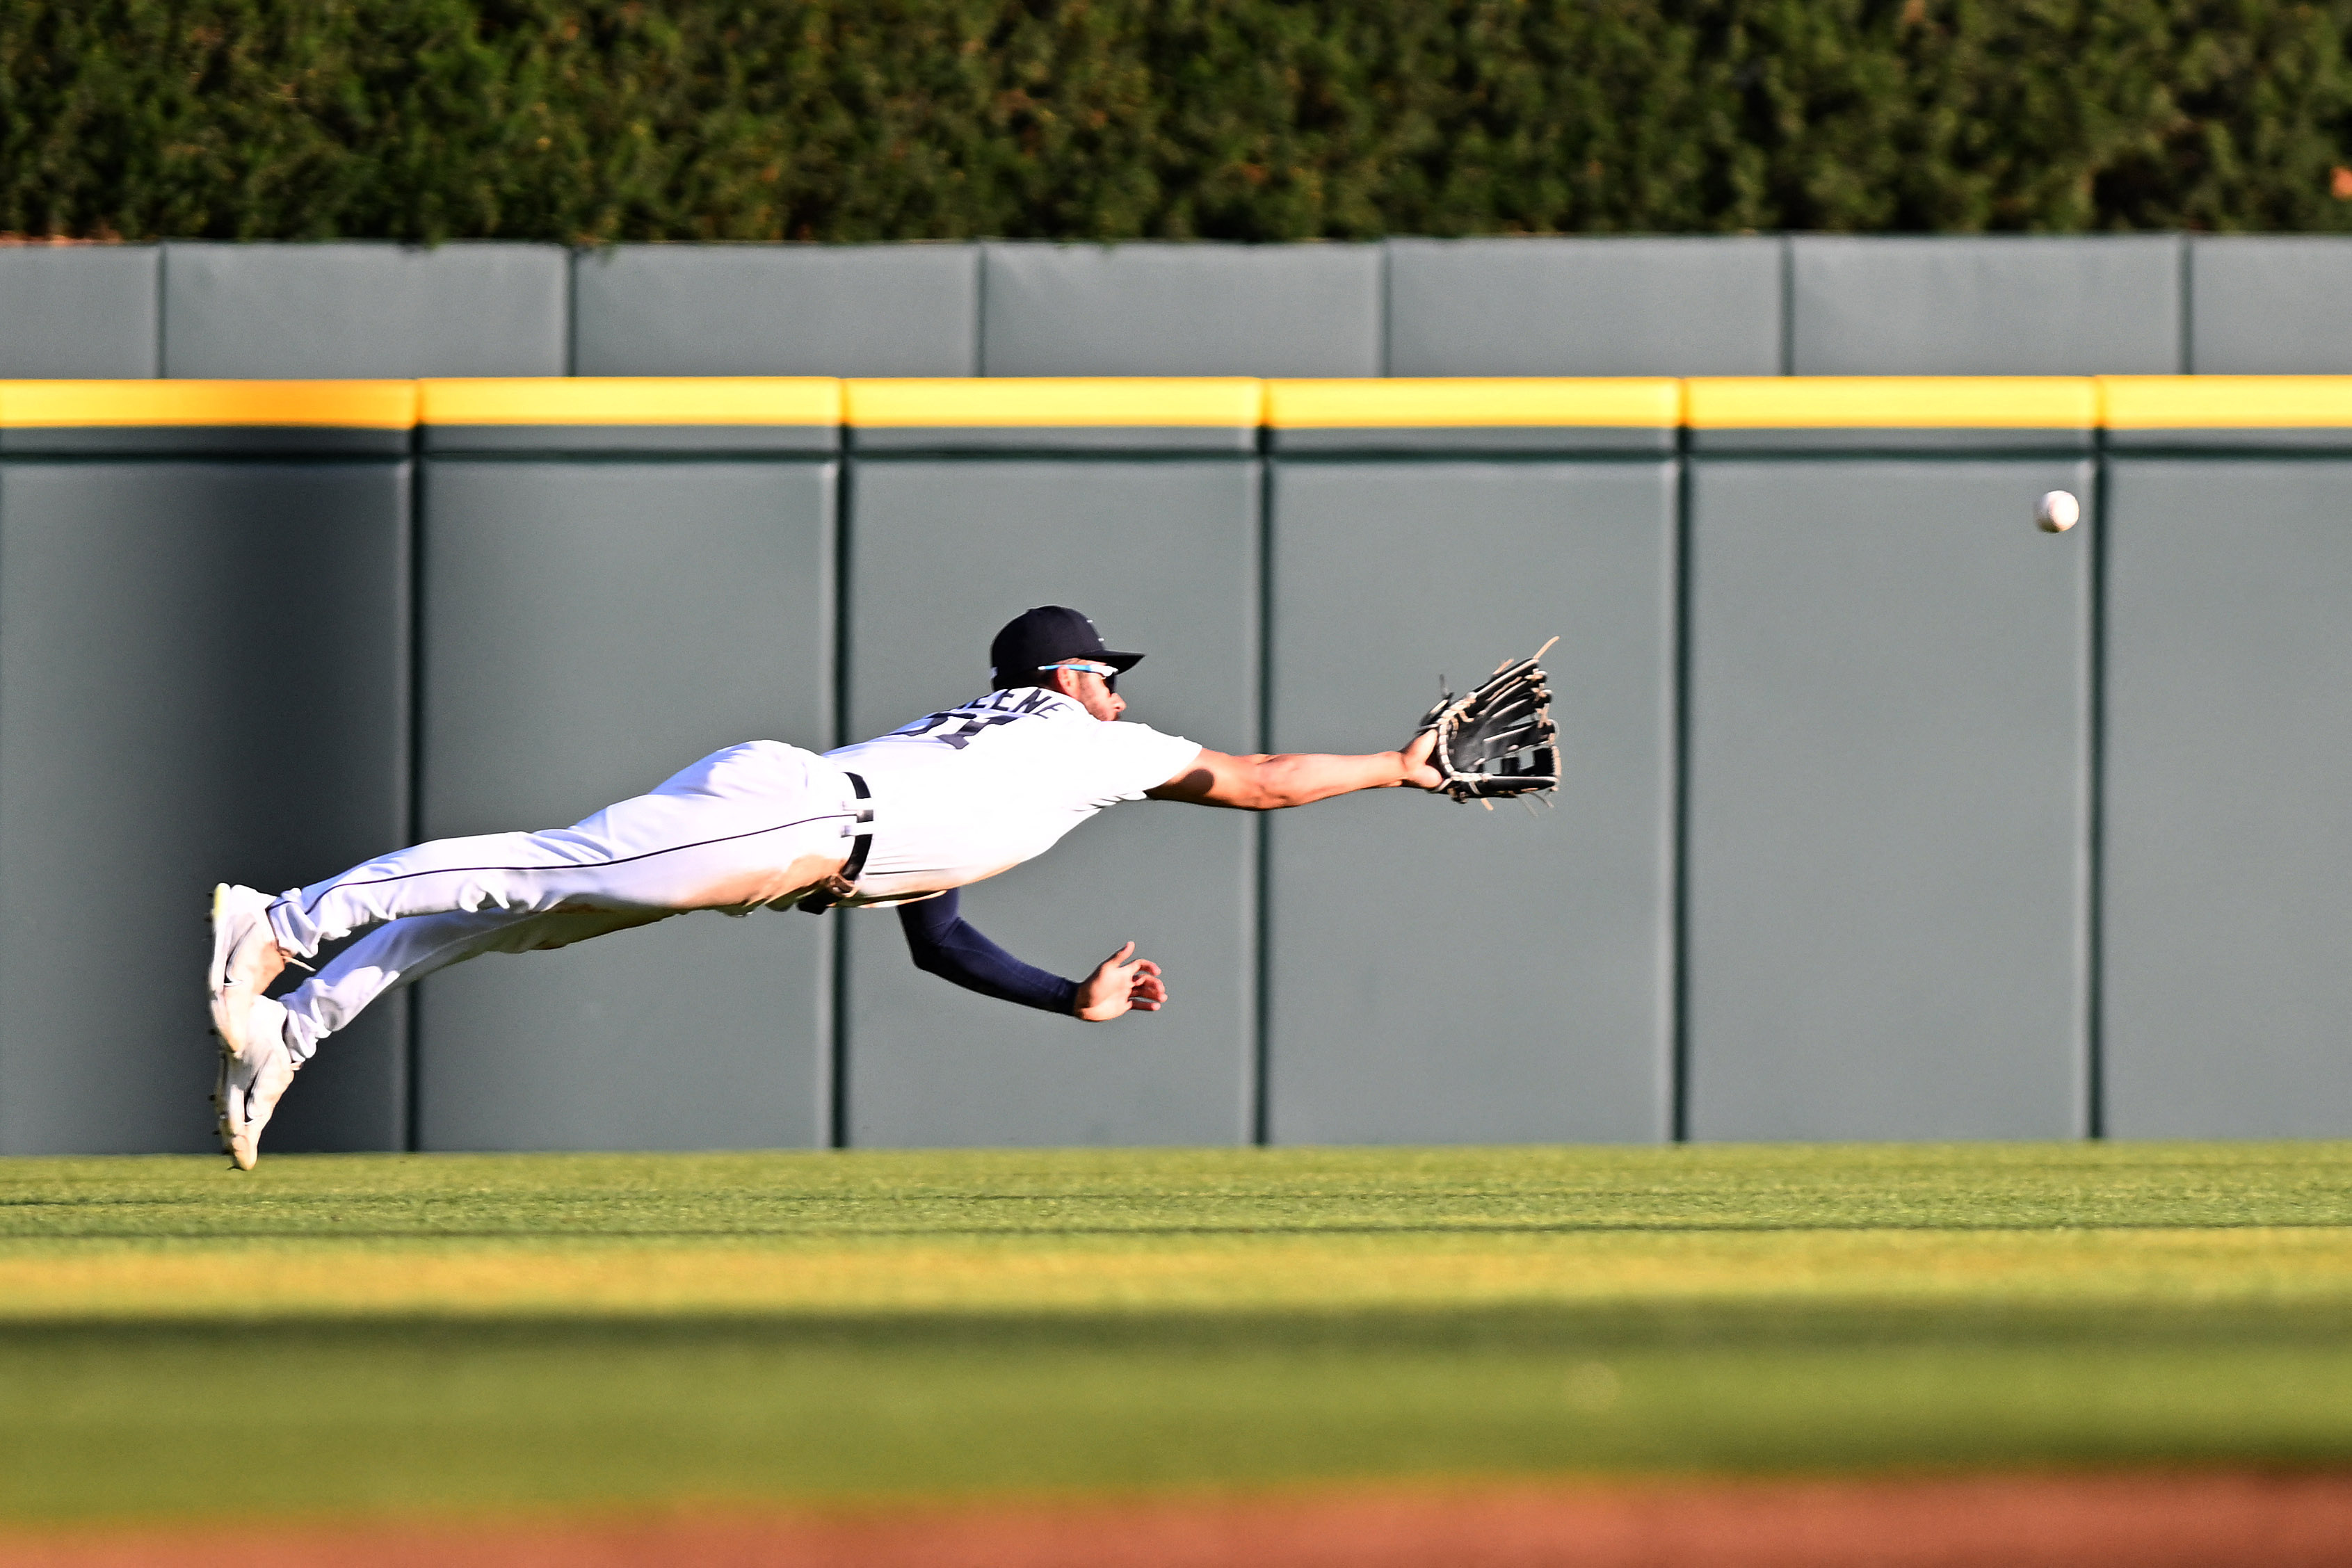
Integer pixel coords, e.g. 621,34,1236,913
1,373,2348,1155
14,235,2352,382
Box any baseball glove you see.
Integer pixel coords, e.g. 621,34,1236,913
1414,638,1561,805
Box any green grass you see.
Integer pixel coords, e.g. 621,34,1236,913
3,1142,2351,1523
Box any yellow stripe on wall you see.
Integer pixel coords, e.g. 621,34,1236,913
2097,376,2352,429
23,376,2352,433
1686,378,2098,430
1265,378,1682,428
0,380,417,428
419,378,842,426
844,378,1264,428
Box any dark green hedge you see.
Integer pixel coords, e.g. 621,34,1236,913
8,1,2352,241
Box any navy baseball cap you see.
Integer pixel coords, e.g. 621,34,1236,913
989,606,1144,688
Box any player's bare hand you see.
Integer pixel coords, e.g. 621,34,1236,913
1395,728,1442,791
1075,941,1166,1021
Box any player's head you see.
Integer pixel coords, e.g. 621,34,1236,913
989,606,1142,721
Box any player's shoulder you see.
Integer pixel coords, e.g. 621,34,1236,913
1093,718,1202,768
1102,717,1185,743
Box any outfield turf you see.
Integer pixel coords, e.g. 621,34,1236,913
3,1142,2351,1524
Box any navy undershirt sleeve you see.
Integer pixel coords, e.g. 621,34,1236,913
897,888,1079,1017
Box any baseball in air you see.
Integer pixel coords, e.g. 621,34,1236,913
2036,490,2081,533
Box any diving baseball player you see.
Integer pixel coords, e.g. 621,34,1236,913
206,606,1449,1170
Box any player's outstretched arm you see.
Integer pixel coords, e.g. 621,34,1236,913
1145,729,1442,811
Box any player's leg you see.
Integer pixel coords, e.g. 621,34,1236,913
277,903,668,1062
217,904,661,1170
211,743,838,1051
264,741,858,962
207,740,855,1169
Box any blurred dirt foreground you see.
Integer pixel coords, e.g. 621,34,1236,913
6,1471,2352,1568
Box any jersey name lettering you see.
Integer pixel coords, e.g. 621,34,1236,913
901,687,1061,749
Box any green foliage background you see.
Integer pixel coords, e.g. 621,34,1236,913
8,1,2352,241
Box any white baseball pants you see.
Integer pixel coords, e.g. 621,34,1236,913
268,741,862,1059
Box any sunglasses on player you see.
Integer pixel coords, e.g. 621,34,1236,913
1040,658,1118,694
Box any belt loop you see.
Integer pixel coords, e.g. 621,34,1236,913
798,769,873,914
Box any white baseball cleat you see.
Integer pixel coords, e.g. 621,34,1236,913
213,992,296,1171
207,883,286,1049
208,884,297,1170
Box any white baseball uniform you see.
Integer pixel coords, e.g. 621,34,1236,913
269,688,1201,1059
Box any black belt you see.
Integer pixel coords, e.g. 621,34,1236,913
796,770,871,914
839,770,875,879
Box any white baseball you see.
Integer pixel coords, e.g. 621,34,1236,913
2036,490,2080,533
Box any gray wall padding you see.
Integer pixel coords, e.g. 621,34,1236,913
2102,460,2352,1137
1790,236,2183,375
17,232,2352,1153
161,242,567,379
1386,237,1785,377
412,460,837,1151
839,457,1259,1147
1684,458,2093,1140
573,244,981,377
1264,460,1677,1143
0,460,410,1155
2187,238,2352,374
1,234,2338,382
0,246,160,378
980,242,1381,377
